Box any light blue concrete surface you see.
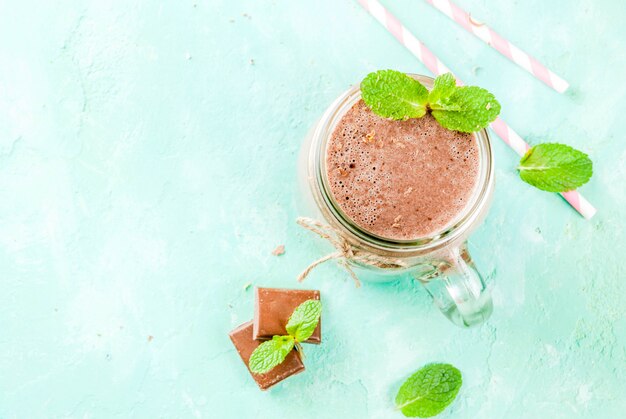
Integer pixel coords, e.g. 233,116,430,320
0,0,625,418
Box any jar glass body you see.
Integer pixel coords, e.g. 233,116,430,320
297,75,495,326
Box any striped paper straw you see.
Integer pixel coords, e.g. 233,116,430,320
424,0,569,93
356,0,596,219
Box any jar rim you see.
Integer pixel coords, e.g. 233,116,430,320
309,74,494,254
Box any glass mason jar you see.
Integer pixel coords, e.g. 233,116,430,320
297,74,495,327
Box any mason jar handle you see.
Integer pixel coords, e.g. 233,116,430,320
414,243,493,327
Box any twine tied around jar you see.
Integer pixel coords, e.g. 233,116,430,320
296,217,410,287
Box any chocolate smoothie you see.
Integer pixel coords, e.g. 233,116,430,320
326,100,480,241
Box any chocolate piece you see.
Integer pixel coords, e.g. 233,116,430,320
253,287,321,344
228,321,304,390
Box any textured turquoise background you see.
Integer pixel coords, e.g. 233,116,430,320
1,0,625,418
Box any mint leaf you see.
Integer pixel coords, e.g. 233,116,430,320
395,363,462,418
248,335,295,374
285,299,322,342
430,86,500,133
518,143,593,192
361,70,429,120
428,73,457,106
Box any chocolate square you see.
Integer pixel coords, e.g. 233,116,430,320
228,321,304,390
253,287,321,344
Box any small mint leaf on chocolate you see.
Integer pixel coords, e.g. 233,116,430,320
248,335,295,374
395,363,462,418
518,143,593,192
285,299,322,343
361,70,429,120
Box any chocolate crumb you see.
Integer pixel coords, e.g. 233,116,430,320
272,245,285,256
391,137,406,148
337,168,349,177
148,335,153,342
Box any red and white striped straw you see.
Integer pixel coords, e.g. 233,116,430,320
356,0,596,219
424,0,569,93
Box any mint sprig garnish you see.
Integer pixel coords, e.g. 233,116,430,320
395,363,462,418
518,143,593,192
248,299,322,375
360,70,500,133
361,70,429,120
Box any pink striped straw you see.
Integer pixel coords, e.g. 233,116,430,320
424,0,569,93
356,0,596,219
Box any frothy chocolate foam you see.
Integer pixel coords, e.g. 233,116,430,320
326,100,480,241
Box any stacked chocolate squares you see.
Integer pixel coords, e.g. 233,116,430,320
228,287,321,390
